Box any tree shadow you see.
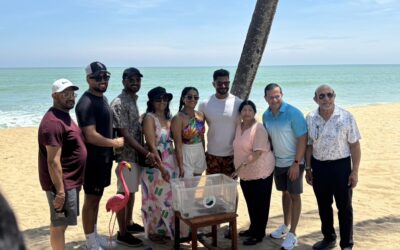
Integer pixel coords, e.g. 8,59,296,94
20,215,400,249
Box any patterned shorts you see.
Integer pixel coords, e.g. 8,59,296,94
205,153,235,176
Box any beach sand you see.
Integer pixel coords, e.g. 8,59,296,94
1,103,399,250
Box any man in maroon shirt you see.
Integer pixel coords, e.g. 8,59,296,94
38,78,87,249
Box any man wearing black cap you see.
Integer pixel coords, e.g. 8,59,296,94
76,61,124,250
110,68,162,247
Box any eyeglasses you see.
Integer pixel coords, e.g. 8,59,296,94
318,92,335,100
59,92,78,98
185,95,199,101
266,95,282,101
153,96,170,102
89,74,110,82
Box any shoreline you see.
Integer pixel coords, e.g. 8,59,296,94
2,102,399,129
1,103,399,249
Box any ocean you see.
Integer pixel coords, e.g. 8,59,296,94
1,65,399,128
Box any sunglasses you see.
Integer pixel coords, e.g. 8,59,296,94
59,92,78,98
126,76,141,83
318,92,335,100
153,96,170,102
215,81,230,87
89,74,110,82
185,95,199,101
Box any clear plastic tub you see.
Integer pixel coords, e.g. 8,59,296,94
171,174,237,218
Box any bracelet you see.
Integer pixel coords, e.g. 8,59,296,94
145,152,151,159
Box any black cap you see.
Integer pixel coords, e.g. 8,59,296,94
147,86,173,101
122,67,143,79
85,61,109,76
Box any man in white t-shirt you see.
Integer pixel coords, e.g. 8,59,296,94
198,69,242,239
199,69,242,177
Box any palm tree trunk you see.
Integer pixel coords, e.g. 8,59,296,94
231,0,279,100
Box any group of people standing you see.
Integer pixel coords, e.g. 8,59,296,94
38,62,361,250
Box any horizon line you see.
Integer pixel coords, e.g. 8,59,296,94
1,63,399,69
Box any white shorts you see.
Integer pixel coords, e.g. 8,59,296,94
115,161,141,193
182,143,207,177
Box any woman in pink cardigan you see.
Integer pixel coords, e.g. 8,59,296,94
233,100,275,246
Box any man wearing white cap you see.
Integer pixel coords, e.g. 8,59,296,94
38,79,87,249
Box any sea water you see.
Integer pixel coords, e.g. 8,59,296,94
0,64,399,128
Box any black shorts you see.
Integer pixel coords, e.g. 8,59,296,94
83,160,113,196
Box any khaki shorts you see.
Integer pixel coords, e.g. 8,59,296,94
46,188,80,227
205,153,235,176
274,165,305,194
115,161,141,193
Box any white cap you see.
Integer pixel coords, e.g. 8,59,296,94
52,78,79,94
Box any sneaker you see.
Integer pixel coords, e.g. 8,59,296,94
82,240,104,250
270,224,289,239
126,222,145,233
116,231,144,247
96,235,116,249
282,232,298,250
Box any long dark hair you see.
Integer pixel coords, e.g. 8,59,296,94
146,100,172,119
178,86,199,111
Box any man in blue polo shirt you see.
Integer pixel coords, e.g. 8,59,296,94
262,83,308,250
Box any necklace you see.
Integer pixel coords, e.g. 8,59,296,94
181,109,195,118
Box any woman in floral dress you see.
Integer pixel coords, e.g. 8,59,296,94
141,86,183,243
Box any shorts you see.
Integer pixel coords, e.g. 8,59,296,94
115,161,141,193
183,143,207,177
46,188,80,227
274,165,305,194
205,153,235,176
83,160,113,196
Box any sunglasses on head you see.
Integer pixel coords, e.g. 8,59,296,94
153,96,170,102
318,92,335,100
185,95,199,101
89,74,110,82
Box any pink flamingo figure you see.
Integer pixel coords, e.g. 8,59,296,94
105,161,132,249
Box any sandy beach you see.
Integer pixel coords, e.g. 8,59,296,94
1,103,399,250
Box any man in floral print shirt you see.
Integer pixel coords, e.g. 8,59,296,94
305,84,361,250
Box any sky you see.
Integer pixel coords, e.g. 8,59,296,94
1,0,399,67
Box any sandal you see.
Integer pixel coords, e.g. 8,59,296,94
149,234,167,244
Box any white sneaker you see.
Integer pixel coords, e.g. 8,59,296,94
270,224,289,239
282,232,298,250
82,240,104,250
96,235,116,249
